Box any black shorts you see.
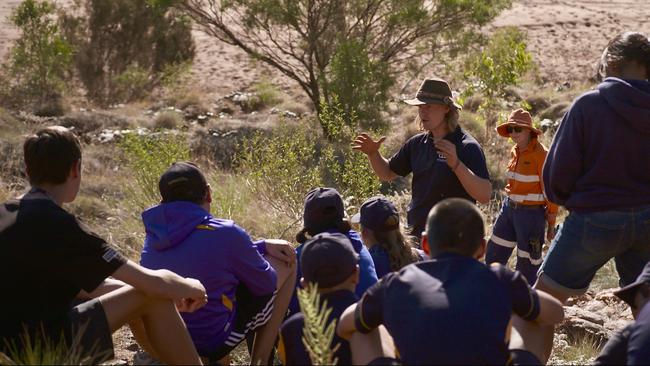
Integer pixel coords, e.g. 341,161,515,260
66,298,115,364
205,284,276,362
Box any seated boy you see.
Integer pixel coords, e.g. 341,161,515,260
139,161,297,365
595,261,650,365
0,126,207,364
337,198,564,365
279,232,360,365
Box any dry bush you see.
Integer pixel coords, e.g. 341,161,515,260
60,111,132,134
462,95,484,112
540,102,571,121
524,95,551,115
152,111,183,130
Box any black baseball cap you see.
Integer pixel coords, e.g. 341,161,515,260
301,232,359,288
614,261,650,307
303,187,345,231
159,161,208,203
351,196,400,232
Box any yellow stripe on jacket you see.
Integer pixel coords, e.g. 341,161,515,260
504,139,559,215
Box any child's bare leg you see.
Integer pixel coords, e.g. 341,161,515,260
98,285,202,365
510,317,546,363
349,326,396,365
128,318,159,359
531,280,570,362
250,256,297,365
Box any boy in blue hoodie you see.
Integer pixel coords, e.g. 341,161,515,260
140,162,297,365
535,31,650,362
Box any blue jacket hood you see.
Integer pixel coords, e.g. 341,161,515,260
141,201,211,251
598,77,650,134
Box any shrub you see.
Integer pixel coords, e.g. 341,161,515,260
253,81,282,108
119,133,190,210
238,99,381,222
1,0,72,110
463,27,533,131
153,110,183,130
112,65,151,102
237,120,324,222
328,40,393,132
60,0,195,104
319,99,381,209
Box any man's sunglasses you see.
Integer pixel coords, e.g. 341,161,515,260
506,126,524,134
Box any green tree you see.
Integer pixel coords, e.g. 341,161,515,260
181,0,512,137
463,27,533,132
60,0,195,104
2,0,72,108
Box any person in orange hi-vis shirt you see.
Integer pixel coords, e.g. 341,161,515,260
485,109,559,284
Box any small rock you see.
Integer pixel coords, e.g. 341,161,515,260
283,111,298,118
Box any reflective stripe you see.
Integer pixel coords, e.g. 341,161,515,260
490,234,516,248
517,249,543,266
509,193,545,203
506,171,540,183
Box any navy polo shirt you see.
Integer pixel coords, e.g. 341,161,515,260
596,301,650,365
354,253,540,365
388,127,490,235
279,290,358,365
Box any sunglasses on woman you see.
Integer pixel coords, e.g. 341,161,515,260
507,126,524,134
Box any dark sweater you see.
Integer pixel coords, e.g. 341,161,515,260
543,77,650,212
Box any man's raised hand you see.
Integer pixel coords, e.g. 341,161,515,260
352,133,386,156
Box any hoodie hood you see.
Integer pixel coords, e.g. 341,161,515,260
598,77,650,134
142,201,211,251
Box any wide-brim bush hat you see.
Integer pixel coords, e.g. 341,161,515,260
404,78,462,110
496,108,543,138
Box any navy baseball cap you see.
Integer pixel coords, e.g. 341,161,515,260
351,196,400,232
159,162,208,203
301,232,359,288
614,261,650,307
303,187,345,231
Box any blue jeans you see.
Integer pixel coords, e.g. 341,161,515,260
486,200,546,284
538,207,650,296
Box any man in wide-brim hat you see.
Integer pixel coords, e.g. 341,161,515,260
352,77,491,239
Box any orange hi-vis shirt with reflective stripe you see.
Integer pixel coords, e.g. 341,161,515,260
504,139,559,216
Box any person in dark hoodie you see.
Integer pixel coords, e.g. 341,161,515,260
140,162,297,365
530,31,650,362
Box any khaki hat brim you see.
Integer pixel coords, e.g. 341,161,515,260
495,122,543,138
403,97,462,110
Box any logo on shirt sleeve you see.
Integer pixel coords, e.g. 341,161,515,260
102,248,119,263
